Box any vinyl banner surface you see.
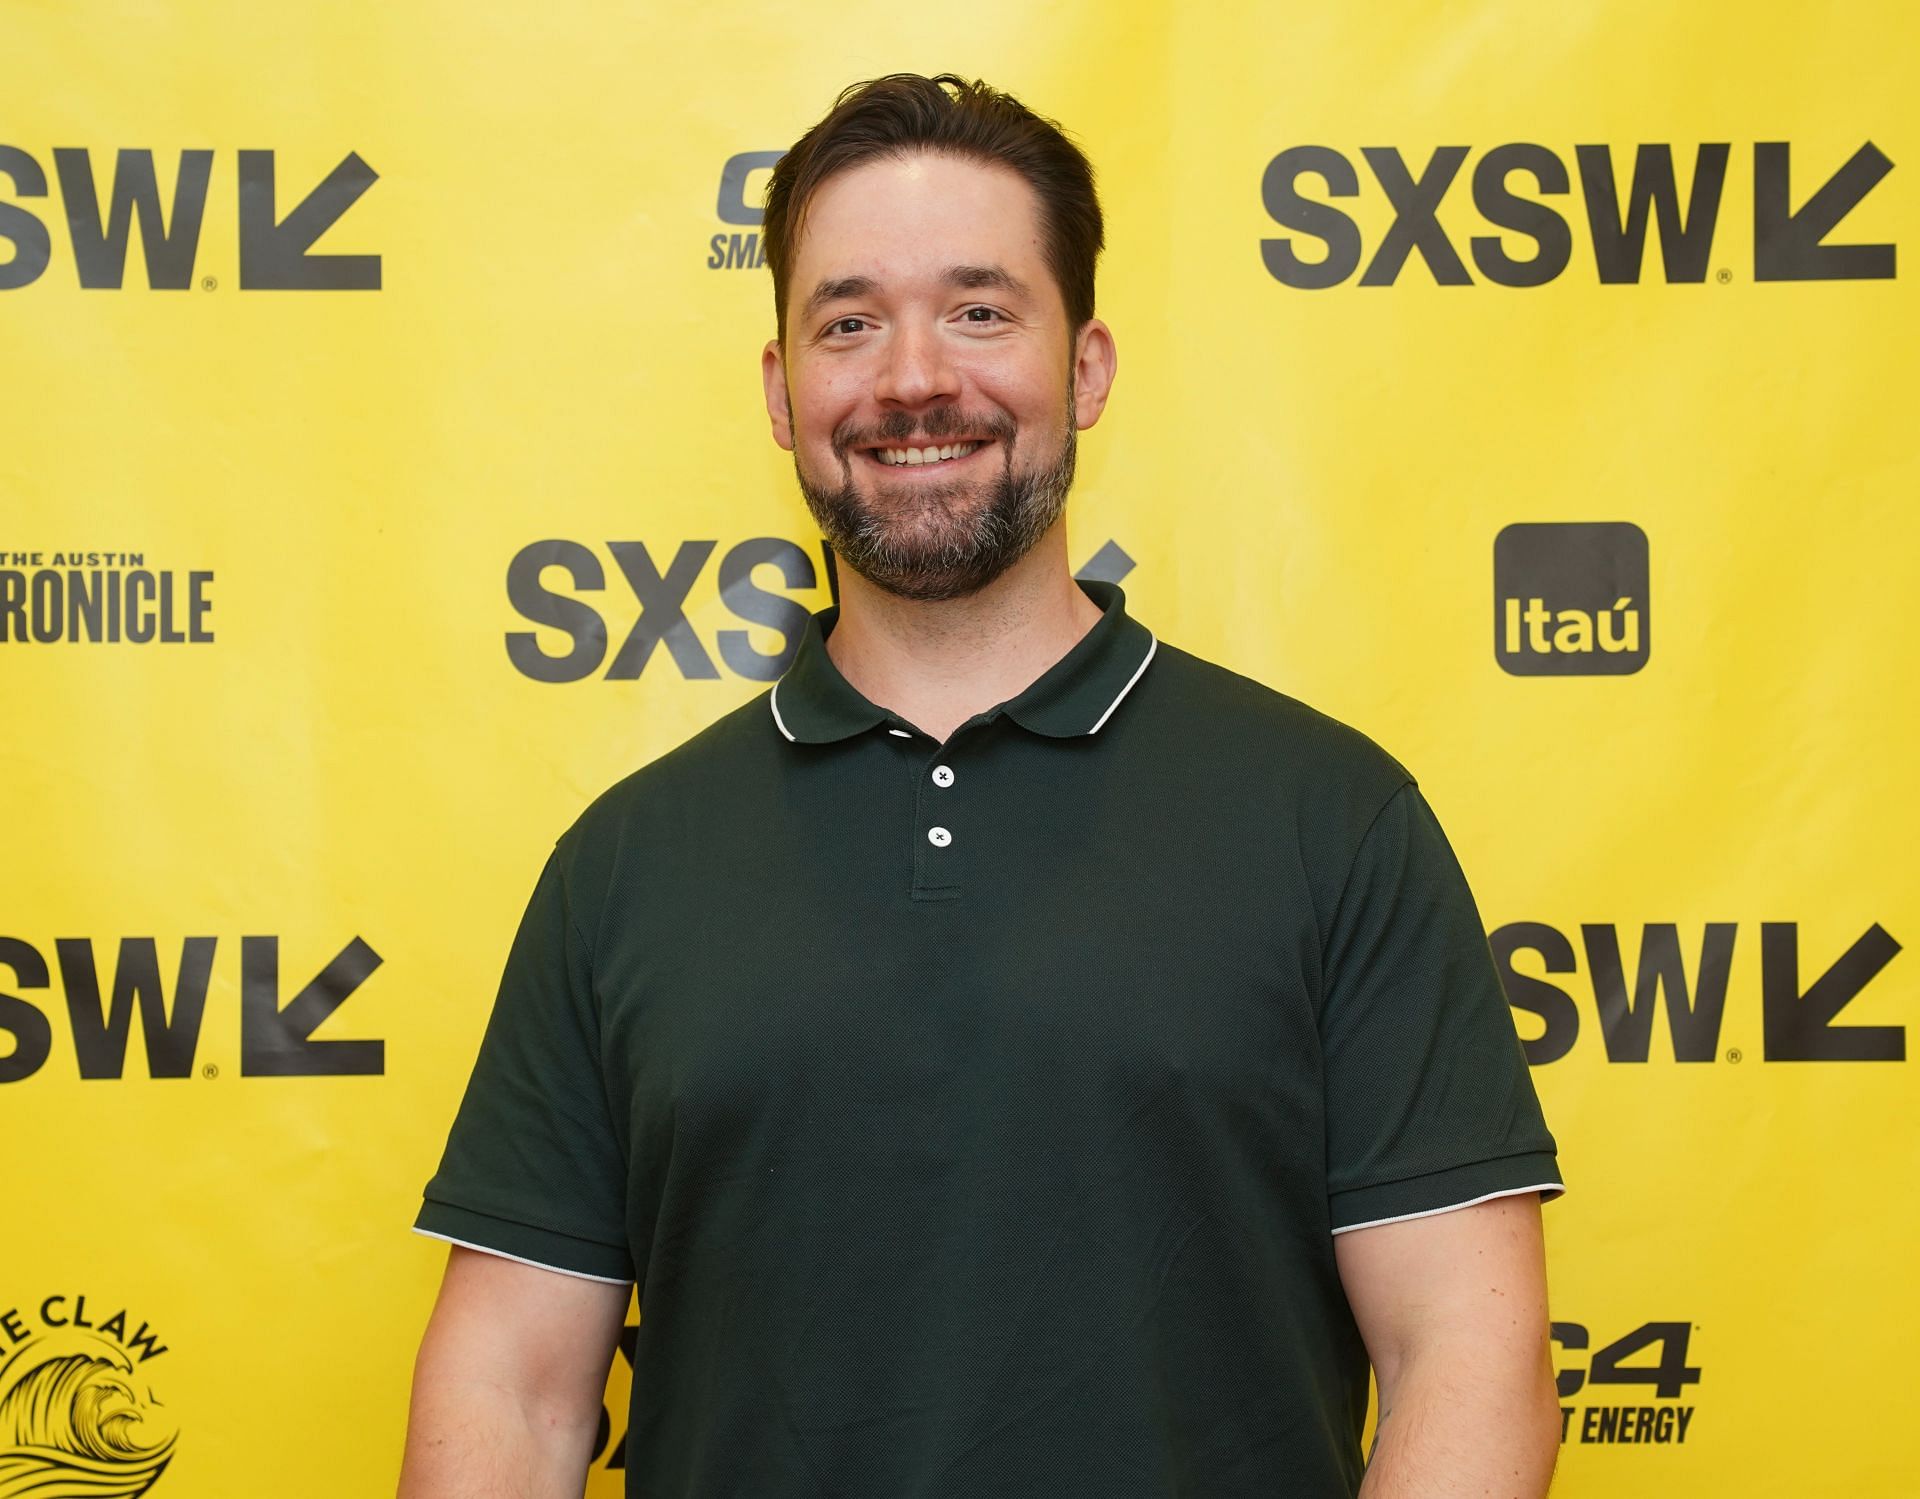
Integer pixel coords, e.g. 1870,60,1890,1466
4,3,1912,1495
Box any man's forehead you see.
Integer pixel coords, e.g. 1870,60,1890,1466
787,153,1051,306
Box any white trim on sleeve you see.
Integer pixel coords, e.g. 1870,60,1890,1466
412,1227,633,1285
1329,1181,1565,1236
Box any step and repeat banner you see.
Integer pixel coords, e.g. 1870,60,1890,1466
4,2,1912,1495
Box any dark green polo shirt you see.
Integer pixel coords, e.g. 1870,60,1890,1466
417,578,1561,1498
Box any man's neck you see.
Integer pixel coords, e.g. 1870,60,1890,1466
824,529,1104,745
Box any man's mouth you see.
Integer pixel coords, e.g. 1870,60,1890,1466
857,439,996,470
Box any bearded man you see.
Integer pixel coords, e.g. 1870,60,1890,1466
399,73,1564,1499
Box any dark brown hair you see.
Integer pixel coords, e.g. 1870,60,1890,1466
763,73,1104,347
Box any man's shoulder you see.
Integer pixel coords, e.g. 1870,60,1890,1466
544,687,779,884
1138,637,1414,803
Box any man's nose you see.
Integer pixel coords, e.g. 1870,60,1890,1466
872,320,959,408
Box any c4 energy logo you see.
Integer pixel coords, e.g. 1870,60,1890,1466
1493,921,1904,1063
1,551,212,644
0,935,384,1082
706,152,782,271
1261,142,1894,286
0,1294,174,1498
1494,522,1648,675
0,146,378,290
1554,1320,1700,1447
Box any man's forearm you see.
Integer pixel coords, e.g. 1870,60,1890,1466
397,1378,600,1499
1357,1353,1560,1499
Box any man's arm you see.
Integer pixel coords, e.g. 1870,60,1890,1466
397,1245,630,1499
1335,1193,1560,1499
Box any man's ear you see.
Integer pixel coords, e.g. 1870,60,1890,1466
1071,318,1117,431
762,338,794,451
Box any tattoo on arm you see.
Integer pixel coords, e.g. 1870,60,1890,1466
1369,1405,1392,1463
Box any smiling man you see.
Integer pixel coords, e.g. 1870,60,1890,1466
399,74,1564,1499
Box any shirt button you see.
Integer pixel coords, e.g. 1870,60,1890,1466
927,826,952,848
931,765,955,788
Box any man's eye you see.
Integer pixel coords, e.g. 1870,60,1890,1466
962,307,1004,324
828,317,867,335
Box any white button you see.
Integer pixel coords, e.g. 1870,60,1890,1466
931,765,955,788
927,826,952,848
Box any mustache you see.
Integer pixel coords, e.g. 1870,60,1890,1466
833,410,1017,450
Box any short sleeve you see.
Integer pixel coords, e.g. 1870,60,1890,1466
414,844,635,1282
1319,782,1563,1233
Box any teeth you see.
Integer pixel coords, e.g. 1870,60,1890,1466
877,442,982,466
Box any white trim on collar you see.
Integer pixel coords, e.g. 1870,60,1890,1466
769,679,796,743
1088,632,1158,735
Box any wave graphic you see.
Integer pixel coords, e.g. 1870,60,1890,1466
0,1345,175,1499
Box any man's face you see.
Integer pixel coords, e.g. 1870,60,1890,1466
762,151,1114,602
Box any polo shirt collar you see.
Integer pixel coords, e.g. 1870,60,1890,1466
770,579,1158,745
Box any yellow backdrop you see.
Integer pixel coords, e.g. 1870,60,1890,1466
4,2,1912,1495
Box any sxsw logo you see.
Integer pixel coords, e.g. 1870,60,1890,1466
0,147,379,289
1262,142,1894,287
1495,522,1648,676
706,151,782,271
506,537,1135,683
1496,921,1903,1064
0,935,384,1081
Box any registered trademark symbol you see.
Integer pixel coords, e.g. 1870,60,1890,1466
201,1063,219,1079
1724,1047,1742,1064
1716,268,1732,284
201,275,218,291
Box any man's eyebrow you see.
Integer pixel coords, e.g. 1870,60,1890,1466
800,264,1033,323
942,263,1031,300
802,275,879,322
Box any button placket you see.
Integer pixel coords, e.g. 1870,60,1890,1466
910,747,964,900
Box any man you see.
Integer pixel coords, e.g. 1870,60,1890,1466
399,73,1564,1499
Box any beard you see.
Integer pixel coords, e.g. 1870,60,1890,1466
790,378,1078,603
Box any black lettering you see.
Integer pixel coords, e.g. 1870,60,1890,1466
1762,922,1903,1060
240,935,385,1076
238,150,381,290
158,572,185,642
1470,143,1572,287
1574,144,1728,283
31,570,60,641
53,148,213,290
715,538,815,680
189,570,214,641
0,146,53,290
127,1321,168,1363
0,938,54,1083
55,936,216,1079
1581,923,1736,1062
125,570,156,643
1754,141,1895,282
1550,1321,1588,1398
606,541,719,680
0,569,25,639
1259,146,1361,290
68,569,103,640
1360,146,1471,286
1587,1322,1701,1400
1490,922,1580,1064
715,151,783,226
505,540,609,683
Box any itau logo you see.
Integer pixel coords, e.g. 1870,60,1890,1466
0,1294,175,1497
1494,522,1649,676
